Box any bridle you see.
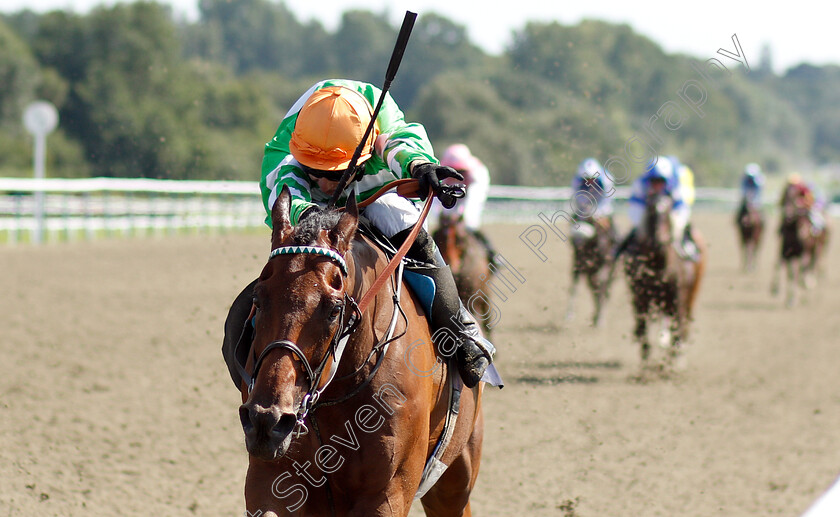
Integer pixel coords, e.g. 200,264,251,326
236,180,439,437
235,245,362,437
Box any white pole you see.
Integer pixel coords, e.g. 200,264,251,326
33,133,46,243
23,101,58,245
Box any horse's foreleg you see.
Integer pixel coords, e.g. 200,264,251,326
749,226,762,272
786,259,798,308
668,301,686,365
420,406,483,517
565,271,579,322
771,257,782,296
745,241,754,272
635,314,649,361
739,238,748,272
591,272,606,328
803,247,818,289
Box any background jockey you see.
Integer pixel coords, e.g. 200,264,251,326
251,78,495,387
740,162,765,208
437,143,498,264
571,157,616,225
781,173,826,233
615,155,699,261
670,155,696,208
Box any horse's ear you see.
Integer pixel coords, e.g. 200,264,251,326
330,191,358,254
271,185,293,246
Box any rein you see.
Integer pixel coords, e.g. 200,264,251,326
239,179,435,436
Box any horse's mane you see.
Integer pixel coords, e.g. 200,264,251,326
290,208,343,246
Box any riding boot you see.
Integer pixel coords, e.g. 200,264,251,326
677,223,700,262
392,227,495,388
470,228,500,267
613,228,636,260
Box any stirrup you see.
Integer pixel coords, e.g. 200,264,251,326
456,306,496,359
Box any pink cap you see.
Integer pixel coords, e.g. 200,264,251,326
440,143,480,172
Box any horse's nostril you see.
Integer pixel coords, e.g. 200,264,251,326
239,405,254,433
274,413,297,437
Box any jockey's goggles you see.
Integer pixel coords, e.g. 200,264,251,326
301,163,365,181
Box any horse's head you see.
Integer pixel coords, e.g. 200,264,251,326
639,191,673,248
436,210,468,268
239,185,359,461
438,208,463,229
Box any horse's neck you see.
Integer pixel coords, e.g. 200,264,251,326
343,235,394,356
643,213,670,249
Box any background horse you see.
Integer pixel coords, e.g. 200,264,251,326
771,197,828,307
623,192,705,368
736,201,764,272
432,211,493,336
236,187,484,516
565,216,616,327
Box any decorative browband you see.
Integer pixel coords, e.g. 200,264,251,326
268,246,348,276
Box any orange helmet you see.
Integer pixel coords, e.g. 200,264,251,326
289,86,378,171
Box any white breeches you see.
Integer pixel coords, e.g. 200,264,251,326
362,191,426,238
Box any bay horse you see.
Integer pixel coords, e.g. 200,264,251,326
234,186,484,516
771,196,828,307
623,192,705,367
736,200,764,272
565,216,616,328
432,211,493,336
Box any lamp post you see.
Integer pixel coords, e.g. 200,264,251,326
23,101,59,244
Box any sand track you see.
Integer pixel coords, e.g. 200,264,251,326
1,213,838,516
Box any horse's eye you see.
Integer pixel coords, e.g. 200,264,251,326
252,297,261,310
328,303,343,321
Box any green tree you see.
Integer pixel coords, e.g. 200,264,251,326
193,0,324,75
0,18,39,128
777,64,840,163
394,12,489,105
331,10,395,86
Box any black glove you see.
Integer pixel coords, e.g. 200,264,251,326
411,162,465,209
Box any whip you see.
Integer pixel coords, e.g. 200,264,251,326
327,11,417,208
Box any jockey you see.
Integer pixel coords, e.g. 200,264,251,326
571,157,615,221
437,143,498,264
570,157,616,242
671,156,696,208
257,79,495,388
740,163,765,208
615,155,699,261
781,173,825,233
